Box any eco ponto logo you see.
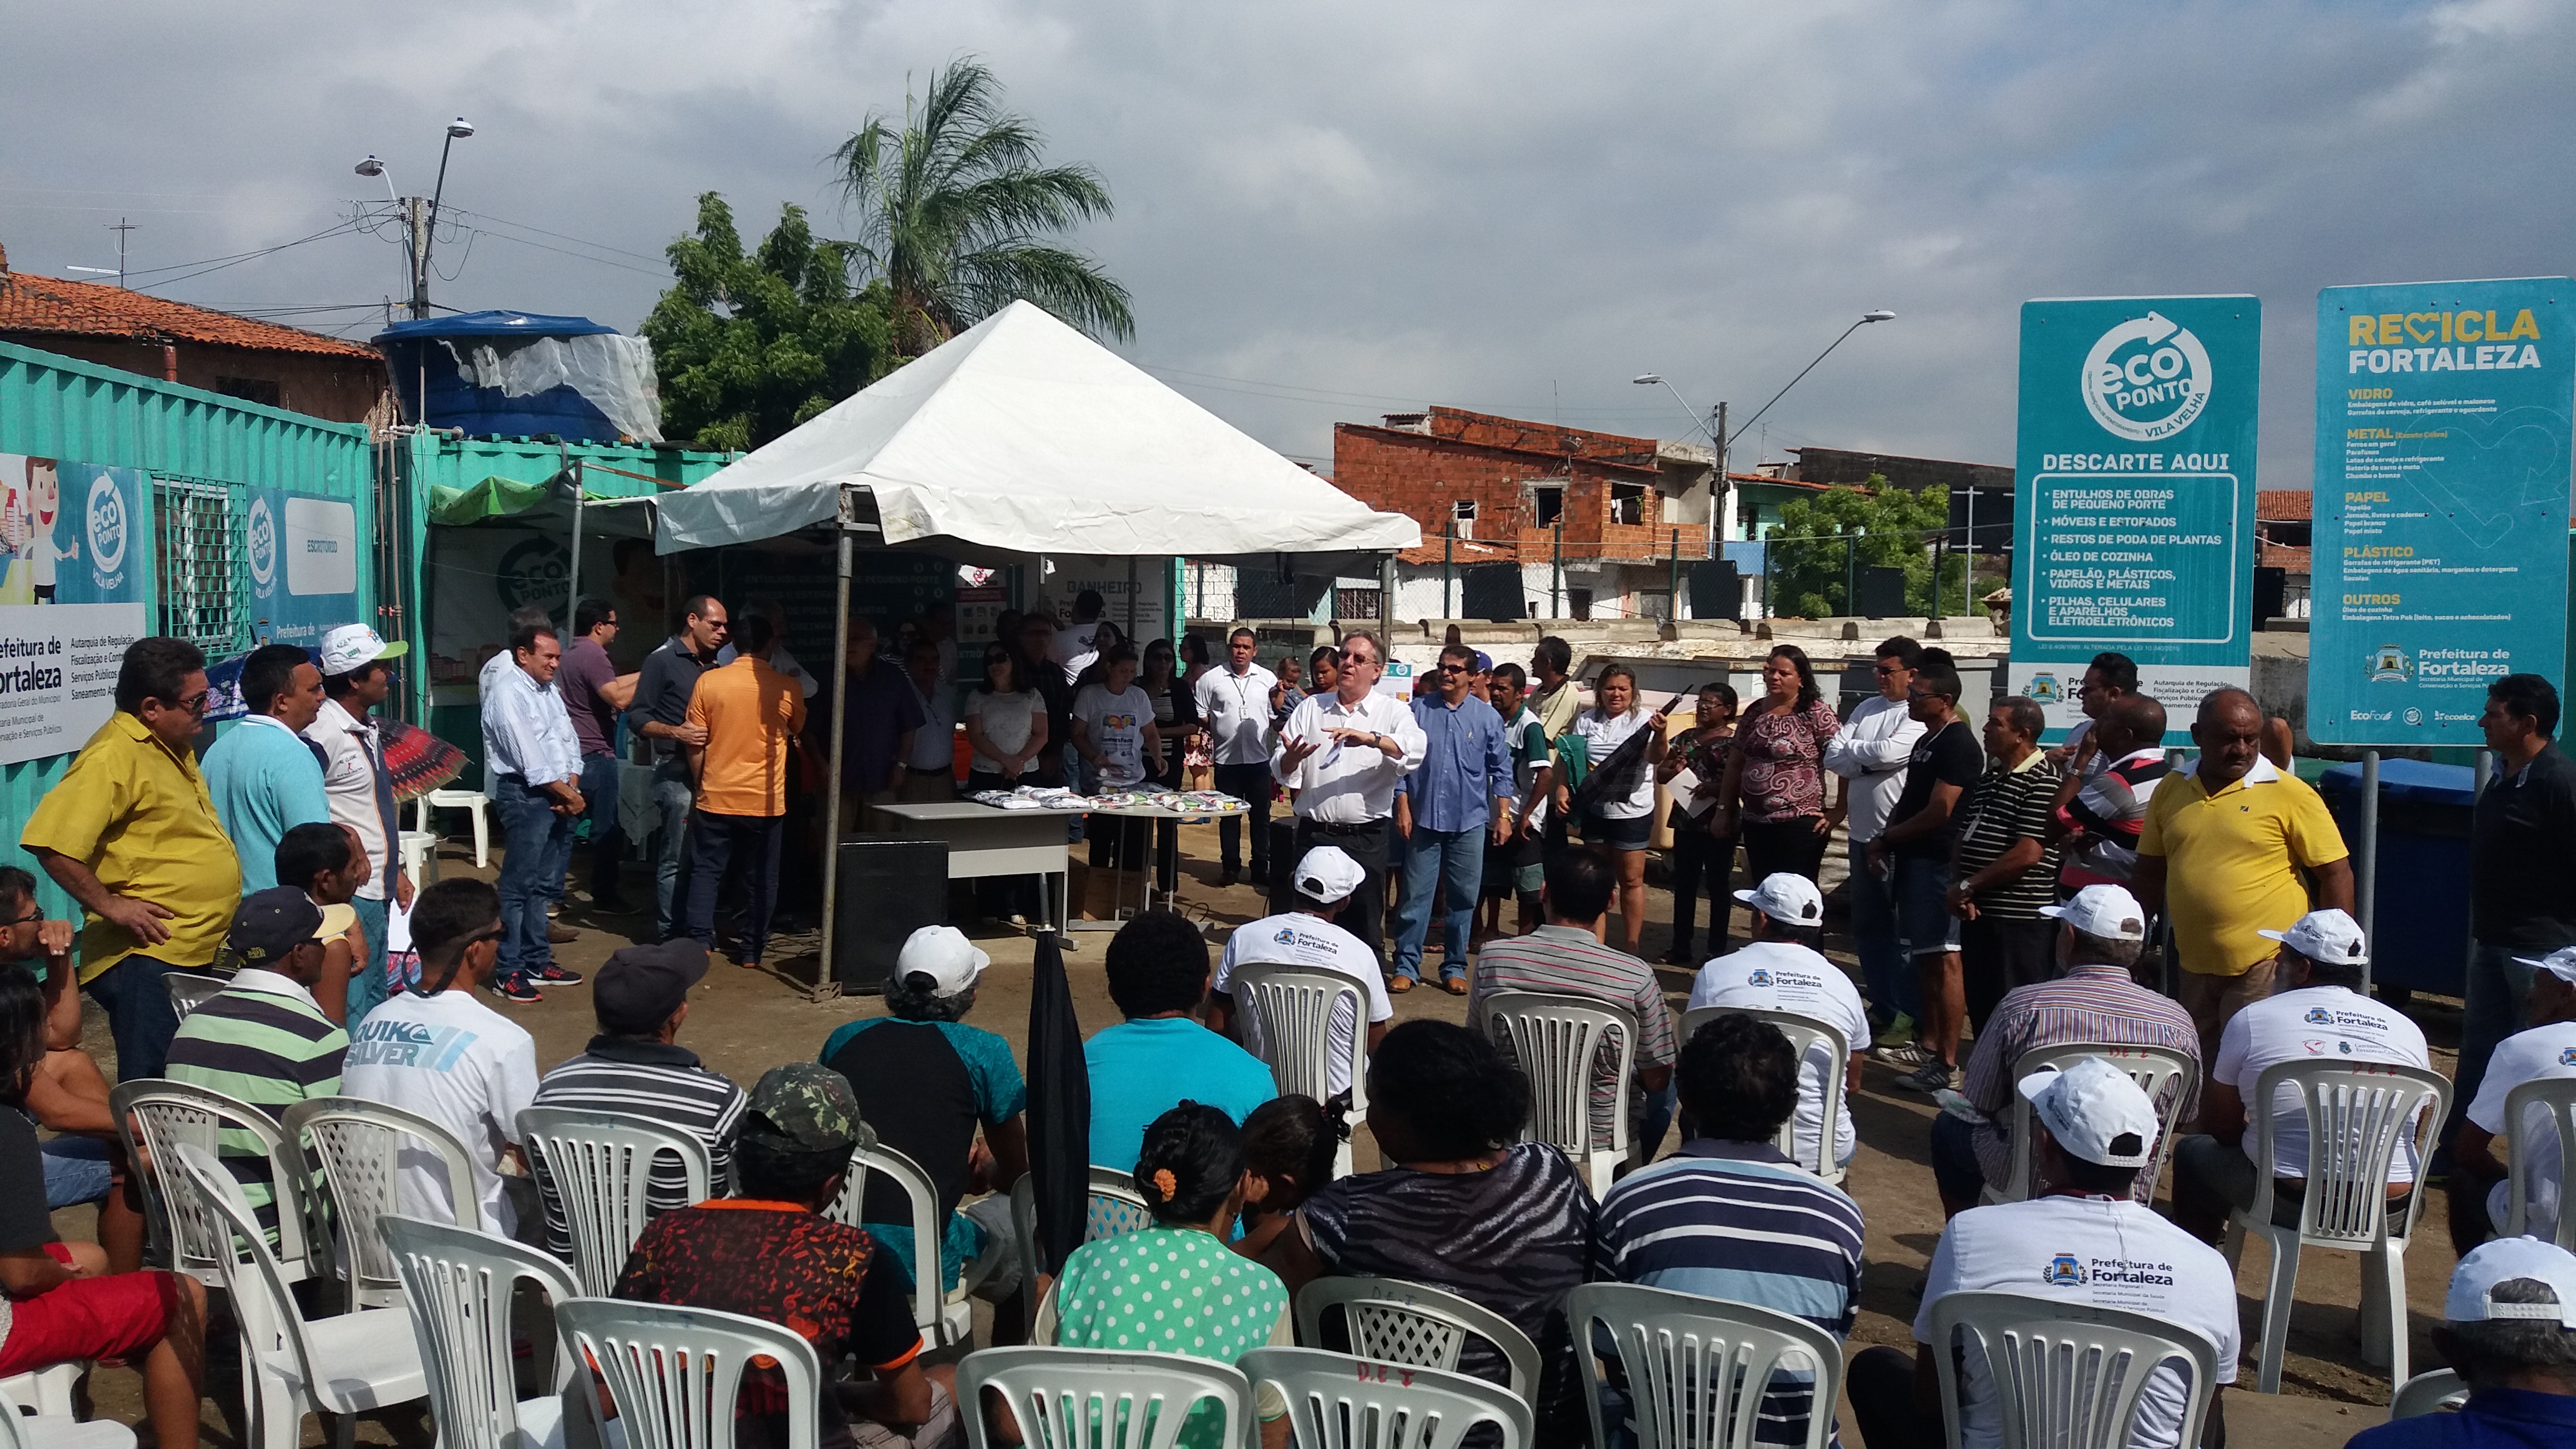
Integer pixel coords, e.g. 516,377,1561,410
2082,311,2212,442
245,495,278,590
2367,645,2412,683
2041,1253,2086,1287
83,475,127,586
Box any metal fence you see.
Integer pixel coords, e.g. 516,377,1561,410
151,480,241,651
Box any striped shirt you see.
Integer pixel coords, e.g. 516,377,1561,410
1953,750,2065,919
165,968,348,1239
529,1038,749,1261
1469,925,1679,1146
1594,1139,1865,1447
1958,965,2201,1201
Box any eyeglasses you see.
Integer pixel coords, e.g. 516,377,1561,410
2,909,40,927
1338,650,1376,666
1874,665,1910,677
1435,662,1465,675
172,690,212,716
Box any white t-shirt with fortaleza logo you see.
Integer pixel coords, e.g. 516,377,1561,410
1917,1195,2239,1449
2215,984,2431,1183
1686,940,1871,1168
341,988,539,1234
1214,912,1393,1098
2471,1020,2576,1244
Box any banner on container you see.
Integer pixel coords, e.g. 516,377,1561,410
2309,279,2574,746
248,488,366,648
0,456,149,764
2006,297,2261,744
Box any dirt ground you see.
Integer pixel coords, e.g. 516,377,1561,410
64,817,2442,1446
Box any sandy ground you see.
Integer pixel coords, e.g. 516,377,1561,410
62,817,2444,1446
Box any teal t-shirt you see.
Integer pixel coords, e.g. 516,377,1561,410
203,718,332,892
1082,1018,1277,1171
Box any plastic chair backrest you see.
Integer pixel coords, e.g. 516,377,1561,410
1229,960,1373,1114
113,1078,319,1288
1086,1167,1155,1242
1929,1291,2220,1449
1999,1044,2198,1203
514,1106,714,1296
2501,1075,2576,1249
1472,990,1637,1174
820,1140,951,1342
282,1095,484,1307
0,1382,134,1449
169,1143,329,1410
1294,1277,1543,1400
1242,1345,1530,1449
1677,1005,1849,1178
2244,1060,2450,1247
163,971,228,1022
380,1213,584,1449
959,1345,1253,1449
2389,1368,2467,1420
1566,1282,1843,1449
557,1297,822,1449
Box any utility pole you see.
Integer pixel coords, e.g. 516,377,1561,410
107,218,133,288
407,197,432,320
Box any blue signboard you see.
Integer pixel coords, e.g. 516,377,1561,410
247,487,365,649
2310,279,2573,746
0,457,149,764
2008,297,2261,743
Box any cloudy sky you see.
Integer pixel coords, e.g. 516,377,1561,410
4,0,2571,484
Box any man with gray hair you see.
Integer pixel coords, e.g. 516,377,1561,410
1939,695,2065,1039
1272,630,1426,966
2346,1237,2576,1446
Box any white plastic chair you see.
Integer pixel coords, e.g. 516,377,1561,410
1229,960,1373,1179
959,1345,1254,1449
421,788,492,870
1244,1345,1532,1449
1566,1282,1844,1449
514,1106,714,1296
282,1096,484,1309
1929,1290,2221,1449
557,1297,821,1449
1677,1005,1852,1184
2501,1075,2576,1250
0,1373,134,1449
112,1079,321,1288
0,1367,80,1420
1988,1043,2197,1205
1472,990,1639,1196
397,829,438,885
821,1140,974,1346
162,970,228,1022
170,1144,427,1449
2389,1367,2467,1419
1086,1166,1155,1241
1295,1277,1543,1400
2222,1060,2449,1397
379,1214,588,1449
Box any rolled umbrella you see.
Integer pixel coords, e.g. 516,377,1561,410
1024,929,1091,1275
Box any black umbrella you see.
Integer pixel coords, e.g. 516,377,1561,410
1024,929,1091,1276
1573,695,1682,818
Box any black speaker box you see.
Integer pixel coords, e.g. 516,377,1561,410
832,836,947,990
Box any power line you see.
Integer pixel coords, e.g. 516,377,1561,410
117,220,361,292
464,226,673,279
447,208,670,266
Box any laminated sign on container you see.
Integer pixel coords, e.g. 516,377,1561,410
0,455,149,765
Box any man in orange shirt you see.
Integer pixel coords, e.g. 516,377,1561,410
683,612,807,968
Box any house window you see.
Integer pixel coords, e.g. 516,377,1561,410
1739,503,1762,539
1568,588,1594,622
214,376,283,408
1451,498,1477,540
1611,483,1646,527
1532,485,1564,528
154,481,242,651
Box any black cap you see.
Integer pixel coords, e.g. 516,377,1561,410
226,887,324,967
595,939,711,1035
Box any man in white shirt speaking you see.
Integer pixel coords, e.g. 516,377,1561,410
1686,872,1869,1175
1822,636,1925,1049
1206,846,1392,1101
1271,632,1426,969
1194,628,1279,889
1851,1056,2239,1449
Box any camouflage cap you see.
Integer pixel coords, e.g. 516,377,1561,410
741,1063,867,1156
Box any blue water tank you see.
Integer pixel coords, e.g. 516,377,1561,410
374,310,660,444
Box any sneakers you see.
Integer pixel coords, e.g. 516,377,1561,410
494,976,544,1005
1873,1012,1917,1050
532,964,586,987
1892,1059,1956,1093
1873,1040,1933,1070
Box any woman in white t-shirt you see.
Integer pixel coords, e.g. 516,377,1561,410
962,643,1047,790
1073,645,1162,913
1571,663,1668,954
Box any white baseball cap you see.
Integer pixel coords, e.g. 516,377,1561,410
896,925,988,997
2445,1237,2576,1327
2514,945,2576,984
317,624,409,678
1293,847,1365,905
2016,1056,2160,1168
2039,884,2148,942
2259,908,2368,967
1733,872,1824,926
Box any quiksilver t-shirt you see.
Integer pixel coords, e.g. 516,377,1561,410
343,989,539,1232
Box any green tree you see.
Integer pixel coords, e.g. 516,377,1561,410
1762,477,1969,618
642,194,894,451
834,56,1133,354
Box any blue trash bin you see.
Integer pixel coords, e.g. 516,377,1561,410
2316,759,2476,998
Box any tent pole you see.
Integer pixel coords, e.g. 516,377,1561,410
820,527,854,993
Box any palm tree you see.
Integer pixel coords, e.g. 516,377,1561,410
836,57,1134,354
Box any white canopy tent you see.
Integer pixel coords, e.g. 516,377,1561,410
650,299,1418,990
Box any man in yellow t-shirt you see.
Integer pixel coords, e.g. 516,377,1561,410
21,638,243,1081
2135,687,2352,1062
683,612,807,969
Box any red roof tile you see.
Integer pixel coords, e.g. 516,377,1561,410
2256,489,2311,521
0,263,379,359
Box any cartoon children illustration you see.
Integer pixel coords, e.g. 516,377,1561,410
24,458,77,603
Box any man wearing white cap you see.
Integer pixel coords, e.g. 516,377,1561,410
2171,908,2430,1244
1208,846,1393,1100
1684,873,1868,1174
2451,945,2576,1254
1930,883,2199,1217
2347,1237,2576,1446
1850,1058,2238,1449
305,623,412,1027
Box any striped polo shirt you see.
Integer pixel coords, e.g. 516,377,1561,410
1469,925,1679,1146
165,968,348,1238
1594,1139,1865,1447
1953,750,2066,919
529,1038,748,1261
1958,965,2202,1200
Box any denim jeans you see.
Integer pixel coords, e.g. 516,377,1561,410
85,952,181,1082
686,811,784,964
41,1137,114,1209
1391,825,1485,981
580,751,624,904
1848,835,1916,1022
1212,763,1274,877
347,894,390,1030
2446,940,2544,1150
495,774,573,983
651,763,696,942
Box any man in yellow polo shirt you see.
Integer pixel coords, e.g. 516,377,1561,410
22,638,243,1080
2135,686,2353,1063
683,612,806,969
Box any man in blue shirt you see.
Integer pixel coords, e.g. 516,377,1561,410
2348,1237,2576,1449
481,622,587,1004
1390,643,1513,993
203,644,332,892
1083,910,1276,1171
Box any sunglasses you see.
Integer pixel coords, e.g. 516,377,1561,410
171,690,212,716
1874,664,1910,677
2,909,40,927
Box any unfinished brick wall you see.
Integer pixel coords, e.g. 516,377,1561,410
1332,419,1666,564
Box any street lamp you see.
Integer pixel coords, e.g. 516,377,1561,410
355,120,476,321
353,154,396,203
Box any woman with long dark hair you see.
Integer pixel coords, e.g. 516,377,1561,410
1717,644,1843,887
1658,680,1740,964
1571,663,1668,954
